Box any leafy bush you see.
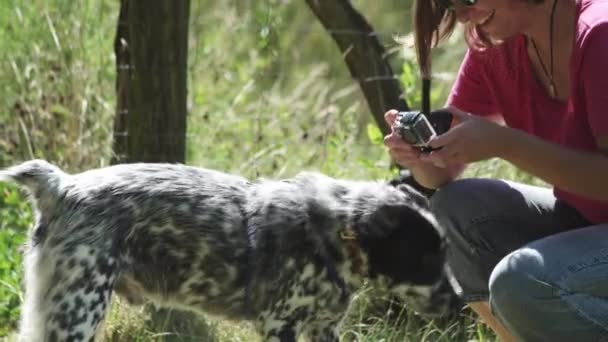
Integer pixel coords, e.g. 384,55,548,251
0,184,31,336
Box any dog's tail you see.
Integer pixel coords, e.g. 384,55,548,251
0,160,66,208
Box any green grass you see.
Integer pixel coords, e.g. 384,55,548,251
0,184,31,337
0,0,546,341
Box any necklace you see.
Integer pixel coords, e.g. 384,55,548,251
530,0,558,98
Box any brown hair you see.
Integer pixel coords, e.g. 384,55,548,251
413,0,457,78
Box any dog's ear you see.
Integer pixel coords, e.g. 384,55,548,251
395,183,430,208
361,204,407,238
388,169,435,199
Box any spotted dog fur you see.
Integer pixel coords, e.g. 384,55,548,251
2,160,451,342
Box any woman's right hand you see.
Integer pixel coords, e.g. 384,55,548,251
383,109,430,168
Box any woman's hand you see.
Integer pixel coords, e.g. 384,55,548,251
383,109,432,168
422,107,508,166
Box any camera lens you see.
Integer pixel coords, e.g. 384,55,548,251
395,111,424,145
399,129,419,145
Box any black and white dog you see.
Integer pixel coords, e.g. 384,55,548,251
2,160,453,342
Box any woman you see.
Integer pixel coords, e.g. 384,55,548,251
384,0,608,340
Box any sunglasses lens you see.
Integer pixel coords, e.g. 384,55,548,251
435,0,453,9
435,0,476,10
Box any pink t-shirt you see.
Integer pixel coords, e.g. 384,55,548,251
447,0,608,224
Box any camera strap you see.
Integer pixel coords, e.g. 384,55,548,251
422,77,431,116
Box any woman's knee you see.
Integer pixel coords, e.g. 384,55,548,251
489,248,550,309
489,243,608,341
488,248,560,340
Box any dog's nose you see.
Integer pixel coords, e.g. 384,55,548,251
406,276,462,317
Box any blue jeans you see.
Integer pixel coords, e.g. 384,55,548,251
430,178,608,341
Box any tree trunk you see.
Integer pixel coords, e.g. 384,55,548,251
112,0,189,164
112,1,208,341
304,0,410,136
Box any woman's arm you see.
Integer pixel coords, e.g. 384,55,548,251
425,23,608,200
499,128,608,201
426,110,608,201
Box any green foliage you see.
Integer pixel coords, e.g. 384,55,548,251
0,0,117,170
0,184,31,336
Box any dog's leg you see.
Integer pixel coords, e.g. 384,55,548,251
18,244,118,342
302,317,342,342
257,309,304,342
18,246,55,342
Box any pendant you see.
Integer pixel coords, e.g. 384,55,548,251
549,82,557,98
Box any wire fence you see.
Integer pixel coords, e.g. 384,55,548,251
3,1,435,169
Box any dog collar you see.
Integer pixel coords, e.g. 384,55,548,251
339,227,357,240
339,226,368,279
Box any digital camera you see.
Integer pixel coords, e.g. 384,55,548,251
394,109,453,151
393,77,453,152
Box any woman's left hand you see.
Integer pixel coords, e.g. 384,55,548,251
422,107,509,167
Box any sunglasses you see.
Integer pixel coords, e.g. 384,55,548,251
435,0,478,10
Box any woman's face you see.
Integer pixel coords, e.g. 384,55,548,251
450,0,536,41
